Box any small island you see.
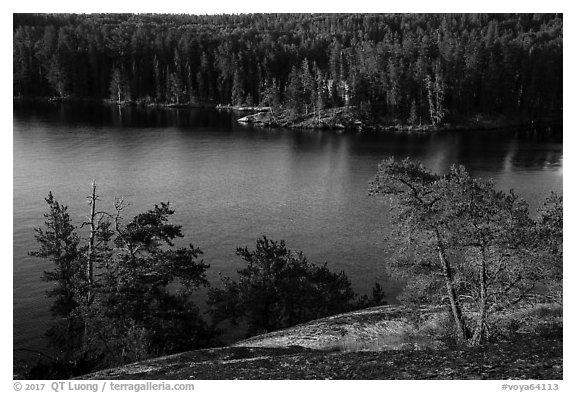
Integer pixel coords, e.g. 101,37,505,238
234,106,553,132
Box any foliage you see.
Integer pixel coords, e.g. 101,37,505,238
109,68,130,103
30,192,82,317
533,193,563,300
355,282,387,309
28,193,84,360
14,13,562,122
370,157,562,345
369,157,471,342
208,236,356,336
488,304,562,342
84,202,213,364
29,189,214,376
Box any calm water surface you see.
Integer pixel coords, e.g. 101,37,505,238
13,102,563,359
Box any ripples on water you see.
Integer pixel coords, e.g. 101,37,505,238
13,102,562,358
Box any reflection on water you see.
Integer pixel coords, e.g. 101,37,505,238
13,102,562,359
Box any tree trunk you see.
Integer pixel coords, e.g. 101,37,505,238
87,181,97,302
436,230,470,342
471,247,489,346
426,75,437,126
82,181,98,352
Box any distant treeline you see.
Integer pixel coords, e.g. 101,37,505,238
14,13,562,124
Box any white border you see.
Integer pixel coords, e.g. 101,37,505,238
4,3,572,391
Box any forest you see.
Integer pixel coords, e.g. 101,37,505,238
13,13,562,126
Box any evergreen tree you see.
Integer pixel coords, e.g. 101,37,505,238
370,157,561,345
30,192,82,347
208,236,356,336
300,58,315,115
109,68,130,103
167,72,184,105
30,188,214,376
231,69,245,106
260,78,282,110
46,55,69,98
286,65,304,116
152,55,163,102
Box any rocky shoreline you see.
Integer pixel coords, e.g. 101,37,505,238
14,97,560,133
234,106,559,133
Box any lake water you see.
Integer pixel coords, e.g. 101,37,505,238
13,102,563,360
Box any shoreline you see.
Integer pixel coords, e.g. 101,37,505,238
234,106,561,133
14,97,561,133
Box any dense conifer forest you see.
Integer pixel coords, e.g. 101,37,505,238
13,13,562,126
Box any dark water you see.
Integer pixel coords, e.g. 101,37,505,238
13,102,563,359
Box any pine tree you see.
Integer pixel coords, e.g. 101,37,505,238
425,70,446,126
370,158,470,343
168,72,184,105
30,188,214,375
370,157,559,345
109,68,130,103
29,193,84,364
231,69,245,106
153,55,163,102
46,55,69,98
286,66,304,116
30,193,82,319
300,58,315,115
208,236,356,335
